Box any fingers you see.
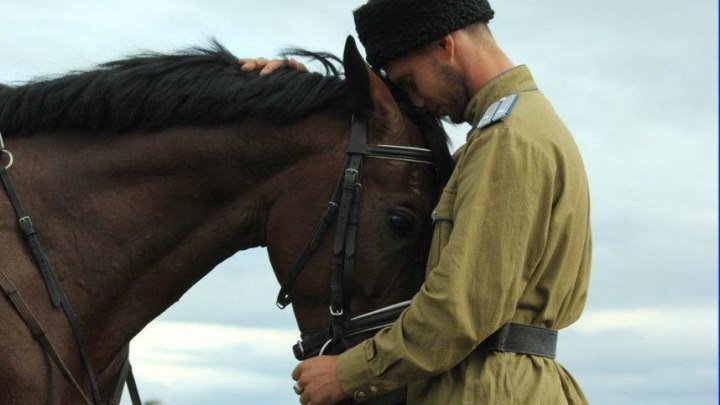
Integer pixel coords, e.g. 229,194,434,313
239,59,258,72
299,390,310,405
238,57,309,76
238,57,268,72
287,58,308,72
292,362,302,381
259,59,287,76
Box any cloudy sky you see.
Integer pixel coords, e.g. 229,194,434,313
1,1,717,404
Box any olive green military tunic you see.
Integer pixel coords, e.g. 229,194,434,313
337,65,592,405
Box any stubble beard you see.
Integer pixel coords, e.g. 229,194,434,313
438,65,472,124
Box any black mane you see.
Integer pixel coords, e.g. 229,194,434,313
0,41,453,184
0,41,352,136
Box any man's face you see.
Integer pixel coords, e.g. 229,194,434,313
385,47,471,124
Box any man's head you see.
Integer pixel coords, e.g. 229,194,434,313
354,0,508,123
353,0,494,69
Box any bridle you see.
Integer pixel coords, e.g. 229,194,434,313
0,130,141,405
275,115,436,360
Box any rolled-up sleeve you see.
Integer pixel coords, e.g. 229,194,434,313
337,126,557,400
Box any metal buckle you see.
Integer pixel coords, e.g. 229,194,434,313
1,130,12,170
1,149,13,170
329,305,344,317
319,338,334,356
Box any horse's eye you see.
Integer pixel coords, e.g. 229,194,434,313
389,212,416,237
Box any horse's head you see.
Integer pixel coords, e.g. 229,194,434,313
266,37,453,351
339,37,453,312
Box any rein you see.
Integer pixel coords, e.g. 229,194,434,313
0,130,141,405
275,116,435,360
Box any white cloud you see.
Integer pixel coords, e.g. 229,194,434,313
132,324,295,390
562,305,717,405
133,321,298,359
126,321,300,404
568,306,718,360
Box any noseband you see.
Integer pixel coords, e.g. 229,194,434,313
275,116,435,360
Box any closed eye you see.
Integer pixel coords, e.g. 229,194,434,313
389,211,416,238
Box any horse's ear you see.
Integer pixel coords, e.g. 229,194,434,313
343,36,374,114
343,36,398,118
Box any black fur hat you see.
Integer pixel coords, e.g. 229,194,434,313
353,0,494,68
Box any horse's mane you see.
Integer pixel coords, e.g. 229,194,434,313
0,40,453,185
0,41,349,135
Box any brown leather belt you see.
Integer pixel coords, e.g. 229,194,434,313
477,323,558,359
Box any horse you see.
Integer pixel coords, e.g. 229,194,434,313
0,37,453,405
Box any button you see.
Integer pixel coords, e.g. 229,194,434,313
353,390,368,401
369,385,378,393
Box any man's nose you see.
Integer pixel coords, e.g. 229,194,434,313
407,91,426,108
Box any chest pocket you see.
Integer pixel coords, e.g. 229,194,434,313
428,189,456,272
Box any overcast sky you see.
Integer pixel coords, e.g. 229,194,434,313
1,1,717,405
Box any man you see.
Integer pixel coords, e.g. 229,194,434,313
243,1,592,404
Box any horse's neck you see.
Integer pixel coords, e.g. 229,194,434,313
3,116,345,366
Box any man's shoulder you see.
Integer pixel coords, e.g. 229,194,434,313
473,93,521,131
469,90,575,153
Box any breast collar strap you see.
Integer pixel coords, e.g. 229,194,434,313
0,131,142,405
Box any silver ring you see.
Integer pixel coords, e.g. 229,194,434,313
293,382,304,395
1,149,13,170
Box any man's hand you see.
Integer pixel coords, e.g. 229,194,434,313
238,57,307,76
292,355,347,405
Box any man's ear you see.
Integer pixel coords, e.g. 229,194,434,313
436,34,456,61
342,36,400,120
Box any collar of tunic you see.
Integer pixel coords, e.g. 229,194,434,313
463,65,538,126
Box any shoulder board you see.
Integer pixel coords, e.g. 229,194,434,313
475,93,519,131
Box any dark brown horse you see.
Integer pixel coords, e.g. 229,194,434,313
0,38,452,404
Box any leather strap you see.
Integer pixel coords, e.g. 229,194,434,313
478,323,558,359
110,351,131,405
276,195,341,308
0,169,62,306
294,301,411,360
125,364,142,405
325,131,365,352
1,140,145,405
0,165,103,404
0,268,93,405
109,348,143,405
